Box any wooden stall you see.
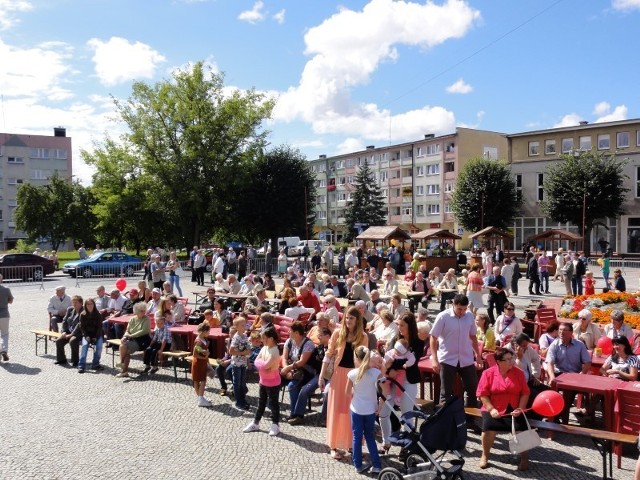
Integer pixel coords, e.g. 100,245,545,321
410,228,462,272
356,226,412,273
528,229,584,275
469,226,514,267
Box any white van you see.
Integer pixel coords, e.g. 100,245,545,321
291,239,329,256
277,236,301,253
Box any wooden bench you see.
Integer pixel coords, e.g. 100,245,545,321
465,407,637,480
105,339,123,367
160,350,191,380
30,329,62,356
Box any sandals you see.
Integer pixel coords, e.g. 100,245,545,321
378,444,391,455
330,449,344,460
479,455,489,469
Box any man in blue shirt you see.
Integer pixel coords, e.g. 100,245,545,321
545,322,591,382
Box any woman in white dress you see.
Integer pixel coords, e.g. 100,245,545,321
500,258,514,296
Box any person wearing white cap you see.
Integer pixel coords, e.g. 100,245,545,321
47,285,72,332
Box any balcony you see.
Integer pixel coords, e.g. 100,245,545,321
388,177,401,186
401,157,413,166
389,215,402,223
7,222,15,228
389,196,402,205
402,176,413,185
402,214,413,223
327,184,336,191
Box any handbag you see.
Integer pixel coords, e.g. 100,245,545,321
509,412,541,454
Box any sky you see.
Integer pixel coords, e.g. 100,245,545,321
0,0,639,185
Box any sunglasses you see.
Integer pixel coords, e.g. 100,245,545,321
505,307,515,311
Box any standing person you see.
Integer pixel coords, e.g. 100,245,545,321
538,252,550,294
601,252,611,288
78,243,88,260
143,248,153,282
243,326,282,436
561,254,574,296
193,249,206,286
527,253,541,296
150,254,166,290
192,321,212,407
337,247,346,278
277,249,288,277
227,247,237,275
229,316,251,410
510,256,521,296
429,294,482,407
347,346,383,475
501,257,514,296
572,252,586,296
77,298,103,373
237,250,247,281
319,306,368,460
323,246,334,275
166,251,183,297
466,264,485,313
0,275,14,362
485,266,507,325
189,246,198,283
553,248,565,281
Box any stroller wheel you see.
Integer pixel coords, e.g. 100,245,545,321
405,453,432,472
378,467,404,480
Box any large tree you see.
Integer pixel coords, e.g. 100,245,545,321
233,145,316,248
344,160,386,242
542,150,628,256
114,61,275,249
451,158,520,232
14,172,96,250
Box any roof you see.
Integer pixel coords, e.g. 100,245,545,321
505,118,640,138
469,226,514,240
356,226,411,241
411,228,462,241
528,229,583,242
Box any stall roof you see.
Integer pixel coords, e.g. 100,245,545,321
411,228,462,241
528,229,583,242
356,226,411,241
469,226,514,240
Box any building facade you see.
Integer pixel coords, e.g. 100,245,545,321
0,128,72,250
308,127,507,244
507,119,640,254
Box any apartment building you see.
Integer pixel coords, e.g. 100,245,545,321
507,119,640,254
309,127,507,243
0,128,72,250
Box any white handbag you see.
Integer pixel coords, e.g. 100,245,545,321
508,412,541,454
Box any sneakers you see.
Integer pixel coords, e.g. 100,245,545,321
288,416,305,425
356,463,370,474
115,362,124,369
149,367,158,374
1,352,8,362
78,368,85,374
220,389,228,396
236,404,251,411
198,397,212,407
268,423,280,436
116,372,129,378
143,366,151,373
92,365,104,371
243,422,259,433
369,467,381,475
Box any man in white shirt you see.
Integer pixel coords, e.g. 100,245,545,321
48,286,72,332
193,249,207,286
346,249,359,270
212,253,225,279
146,288,162,316
95,285,111,319
107,289,126,317
227,274,241,294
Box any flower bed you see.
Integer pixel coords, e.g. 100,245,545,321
560,292,640,329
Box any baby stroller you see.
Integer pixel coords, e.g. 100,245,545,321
377,378,466,480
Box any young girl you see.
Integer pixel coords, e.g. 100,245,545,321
584,271,595,295
243,327,282,436
192,321,211,407
347,346,383,475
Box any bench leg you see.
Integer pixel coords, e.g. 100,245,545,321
591,438,612,480
172,357,178,381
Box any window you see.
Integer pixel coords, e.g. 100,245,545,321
545,140,556,155
415,185,425,196
380,171,388,182
317,164,326,173
391,169,401,179
579,136,591,151
317,211,326,219
537,173,544,202
444,183,454,193
328,192,336,202
426,184,440,195
562,137,573,153
617,131,630,149
528,141,539,156
316,195,326,204
337,160,345,169
404,149,413,159
318,179,326,188
311,165,317,173
7,199,17,207
636,166,640,198
381,188,388,197
444,202,452,213
445,162,455,173
416,147,423,157
515,174,522,202
338,176,346,185
483,146,498,160
426,144,441,155
416,166,425,176
329,162,335,172
416,204,424,216
378,152,387,162
427,204,440,215
597,134,610,150
637,131,640,147
30,148,50,158
337,193,347,202
393,188,401,198
7,157,23,164
392,151,400,160
402,206,412,215
391,206,401,216
31,169,48,180
347,176,354,184
426,164,440,175
347,192,353,201
55,149,67,159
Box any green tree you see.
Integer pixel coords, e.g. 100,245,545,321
344,160,386,242
542,150,628,256
14,172,95,250
234,145,316,250
115,61,275,249
451,158,520,232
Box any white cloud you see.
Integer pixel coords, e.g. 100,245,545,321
293,139,324,149
336,138,365,154
273,0,480,141
594,104,627,123
87,36,166,86
0,0,32,30
593,101,610,116
553,113,583,128
612,0,640,10
446,78,473,94
238,1,265,24
273,9,286,24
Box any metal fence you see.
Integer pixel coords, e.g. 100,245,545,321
73,262,144,287
588,258,640,275
0,265,45,290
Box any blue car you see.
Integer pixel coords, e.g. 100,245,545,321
62,251,143,278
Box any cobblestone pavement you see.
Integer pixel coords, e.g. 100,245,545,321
0,273,637,480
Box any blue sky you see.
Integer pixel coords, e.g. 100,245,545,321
0,0,639,184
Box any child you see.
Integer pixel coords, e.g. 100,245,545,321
316,327,333,427
347,346,383,475
229,317,251,410
584,270,595,295
243,326,282,436
216,324,236,396
143,311,171,374
203,309,219,328
192,321,211,407
248,330,263,371
383,338,416,406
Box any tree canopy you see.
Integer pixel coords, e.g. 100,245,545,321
542,150,629,256
451,158,520,232
344,160,386,242
14,172,96,251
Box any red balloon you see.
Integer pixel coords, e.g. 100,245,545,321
115,279,127,291
532,390,565,417
597,336,614,355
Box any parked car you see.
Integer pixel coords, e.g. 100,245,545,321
0,253,56,281
62,251,143,278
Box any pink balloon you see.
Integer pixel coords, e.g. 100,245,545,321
597,336,613,355
531,390,565,417
115,278,127,291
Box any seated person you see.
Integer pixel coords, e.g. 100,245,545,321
603,309,634,340
213,273,230,293
545,322,591,383
600,335,639,380
262,272,276,291
227,274,241,295
48,285,72,332
382,273,399,296
238,275,255,296
388,293,406,320
360,271,378,294
55,295,83,366
372,310,398,345
348,279,370,302
437,269,459,312
408,271,431,312
121,288,142,314
143,312,171,374
307,313,334,345
162,281,172,297
381,262,396,279
116,302,151,378
244,284,268,314
298,285,321,313
168,294,185,324
146,288,162,316
278,287,297,315
211,298,231,332
198,287,217,312
284,298,315,320
321,295,341,326
325,275,348,298
95,285,111,319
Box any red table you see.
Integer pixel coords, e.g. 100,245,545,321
202,328,228,359
552,373,624,431
170,324,198,351
589,350,607,375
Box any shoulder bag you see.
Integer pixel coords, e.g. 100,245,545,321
509,412,541,454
